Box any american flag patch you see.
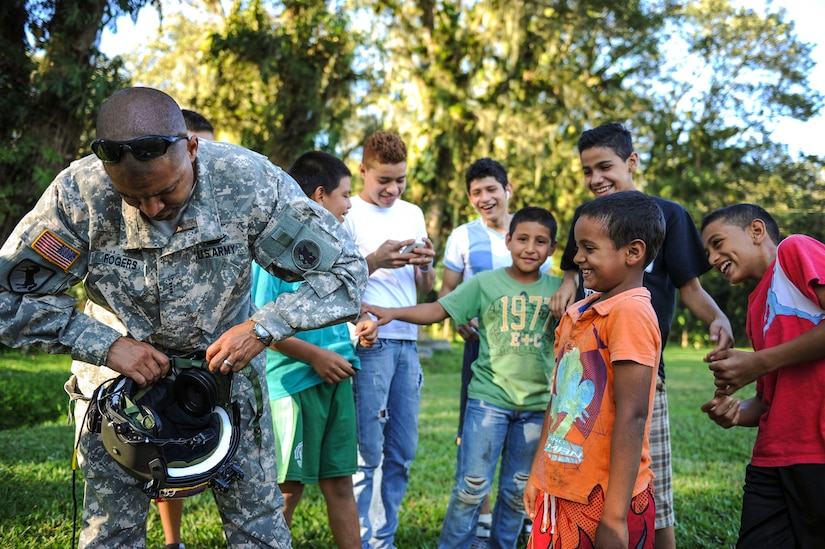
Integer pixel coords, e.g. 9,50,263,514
32,230,80,271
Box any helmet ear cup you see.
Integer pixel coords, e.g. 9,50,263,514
174,368,218,417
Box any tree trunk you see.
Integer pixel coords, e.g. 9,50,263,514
0,0,126,242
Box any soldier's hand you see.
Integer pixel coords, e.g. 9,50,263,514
206,320,267,374
106,338,170,388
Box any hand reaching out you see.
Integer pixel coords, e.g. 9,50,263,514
361,303,394,326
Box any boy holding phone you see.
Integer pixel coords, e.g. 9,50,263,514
343,131,435,548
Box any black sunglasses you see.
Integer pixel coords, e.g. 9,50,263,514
90,135,189,163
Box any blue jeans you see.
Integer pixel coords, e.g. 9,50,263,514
353,338,423,549
438,399,544,549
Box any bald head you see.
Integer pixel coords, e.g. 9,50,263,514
96,87,187,141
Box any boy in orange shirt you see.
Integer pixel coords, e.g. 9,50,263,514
524,191,665,549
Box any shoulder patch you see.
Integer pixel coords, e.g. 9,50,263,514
293,239,321,271
8,259,56,293
31,230,80,271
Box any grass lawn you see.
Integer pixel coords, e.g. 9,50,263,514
0,345,755,548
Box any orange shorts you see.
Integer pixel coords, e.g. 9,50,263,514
528,482,654,549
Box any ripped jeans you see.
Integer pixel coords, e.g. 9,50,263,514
438,399,544,549
352,338,423,549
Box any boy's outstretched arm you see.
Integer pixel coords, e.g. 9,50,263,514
597,360,652,549
440,268,480,342
361,301,450,327
709,283,825,395
678,277,734,359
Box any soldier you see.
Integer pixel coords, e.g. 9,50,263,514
0,87,367,548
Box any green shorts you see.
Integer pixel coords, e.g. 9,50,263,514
270,378,357,484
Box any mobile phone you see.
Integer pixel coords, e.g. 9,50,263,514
401,241,425,254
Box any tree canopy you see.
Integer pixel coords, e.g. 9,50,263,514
4,0,824,344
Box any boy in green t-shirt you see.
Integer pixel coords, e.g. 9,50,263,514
363,206,561,549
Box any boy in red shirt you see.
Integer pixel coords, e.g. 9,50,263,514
525,191,665,549
700,203,825,546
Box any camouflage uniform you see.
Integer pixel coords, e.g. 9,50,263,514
0,140,367,548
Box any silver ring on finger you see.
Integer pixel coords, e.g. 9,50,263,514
223,359,234,368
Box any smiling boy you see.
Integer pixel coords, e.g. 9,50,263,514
699,204,825,547
526,191,665,549
549,123,732,549
363,206,562,549
342,131,436,549
440,158,550,542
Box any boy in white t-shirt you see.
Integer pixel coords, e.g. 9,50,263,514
343,131,435,549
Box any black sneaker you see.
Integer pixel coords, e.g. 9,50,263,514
470,536,489,549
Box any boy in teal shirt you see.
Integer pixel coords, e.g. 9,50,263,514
363,206,561,549
251,151,376,549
